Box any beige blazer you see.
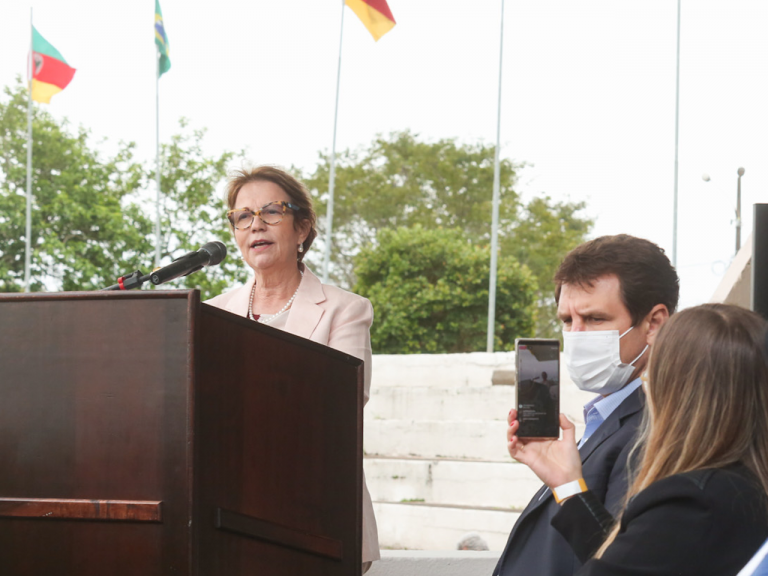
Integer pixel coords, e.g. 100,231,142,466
205,264,380,562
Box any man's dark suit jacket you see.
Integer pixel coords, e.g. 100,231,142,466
551,465,768,575
493,387,645,576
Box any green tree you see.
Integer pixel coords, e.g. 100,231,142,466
354,226,537,353
150,119,247,300
0,81,151,292
301,130,593,337
503,195,592,336
301,130,520,286
0,81,246,298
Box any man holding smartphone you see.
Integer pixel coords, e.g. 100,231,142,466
493,234,679,576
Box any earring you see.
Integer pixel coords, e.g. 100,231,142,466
298,243,304,253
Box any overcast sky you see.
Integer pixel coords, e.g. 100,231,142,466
2,0,766,309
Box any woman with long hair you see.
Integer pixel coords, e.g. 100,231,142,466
507,304,768,575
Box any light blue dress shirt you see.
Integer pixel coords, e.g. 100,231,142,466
577,376,644,448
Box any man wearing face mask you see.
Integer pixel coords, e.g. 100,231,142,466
493,234,679,576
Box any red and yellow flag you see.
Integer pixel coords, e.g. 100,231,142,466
30,27,76,104
345,0,396,41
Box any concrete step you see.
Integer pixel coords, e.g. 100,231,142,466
365,419,510,460
367,386,514,421
364,457,542,510
373,500,519,551
364,419,587,461
368,384,595,424
372,353,516,389
368,550,501,576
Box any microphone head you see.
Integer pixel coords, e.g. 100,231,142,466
201,241,227,266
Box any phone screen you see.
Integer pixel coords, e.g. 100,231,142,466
515,338,560,439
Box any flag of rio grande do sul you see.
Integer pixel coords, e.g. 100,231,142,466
30,27,76,104
346,0,396,41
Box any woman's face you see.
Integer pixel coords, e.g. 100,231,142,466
232,180,309,274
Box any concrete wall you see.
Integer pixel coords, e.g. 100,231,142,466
710,234,752,307
365,351,593,551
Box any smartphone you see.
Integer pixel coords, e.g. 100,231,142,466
515,338,560,439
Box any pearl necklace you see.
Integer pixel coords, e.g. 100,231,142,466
248,271,303,324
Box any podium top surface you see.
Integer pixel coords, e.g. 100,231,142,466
0,289,197,302
0,288,363,368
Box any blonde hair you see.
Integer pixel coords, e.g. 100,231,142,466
225,165,317,262
596,303,768,557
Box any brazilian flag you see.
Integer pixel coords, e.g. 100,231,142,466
154,0,171,77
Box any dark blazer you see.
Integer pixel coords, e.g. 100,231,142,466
551,465,768,576
494,387,645,576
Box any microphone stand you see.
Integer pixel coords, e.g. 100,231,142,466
101,241,226,291
101,251,199,291
102,270,152,291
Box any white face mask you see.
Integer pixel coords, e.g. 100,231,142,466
562,326,648,395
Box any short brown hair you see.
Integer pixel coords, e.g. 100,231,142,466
554,234,679,325
225,165,317,262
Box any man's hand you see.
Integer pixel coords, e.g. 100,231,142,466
506,409,583,489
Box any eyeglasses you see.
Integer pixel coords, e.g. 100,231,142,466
226,201,300,229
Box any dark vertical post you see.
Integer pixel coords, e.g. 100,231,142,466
752,204,768,319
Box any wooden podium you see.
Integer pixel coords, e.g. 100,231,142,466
0,290,363,576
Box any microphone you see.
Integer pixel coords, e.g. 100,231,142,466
150,241,227,286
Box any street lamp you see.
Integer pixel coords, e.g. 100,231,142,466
701,167,745,257
736,167,745,254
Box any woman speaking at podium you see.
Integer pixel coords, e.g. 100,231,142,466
206,165,379,571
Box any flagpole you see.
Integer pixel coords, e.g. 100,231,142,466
24,8,33,292
487,0,505,352
322,0,346,284
672,0,681,268
154,52,161,268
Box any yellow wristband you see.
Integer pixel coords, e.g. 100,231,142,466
552,478,588,503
